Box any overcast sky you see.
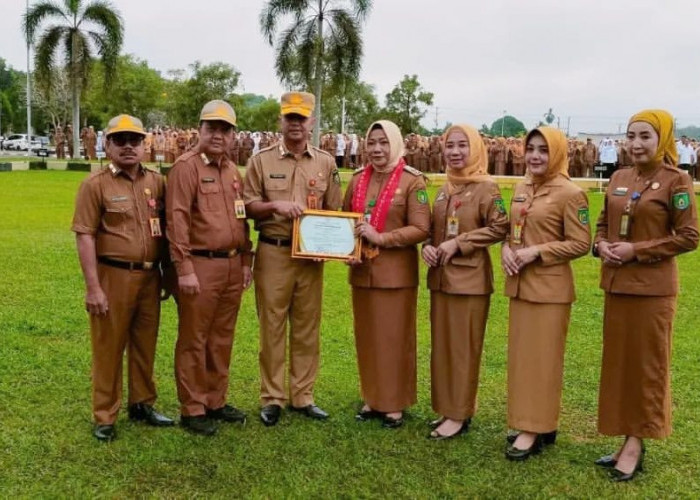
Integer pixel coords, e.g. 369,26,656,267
2,0,700,134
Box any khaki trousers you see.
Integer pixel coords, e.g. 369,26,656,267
430,292,490,420
175,256,243,416
254,242,323,407
507,298,570,433
90,264,160,425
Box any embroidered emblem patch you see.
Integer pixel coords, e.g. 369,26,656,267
673,192,689,210
578,208,589,225
416,190,428,204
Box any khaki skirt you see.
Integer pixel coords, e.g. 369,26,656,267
598,293,676,439
352,287,417,412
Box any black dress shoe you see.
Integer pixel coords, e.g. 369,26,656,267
93,424,116,442
429,417,446,429
180,415,217,436
506,430,557,446
260,404,282,426
609,452,644,482
290,404,329,420
128,403,175,427
428,418,471,441
382,414,404,429
594,453,618,468
505,434,544,461
207,404,247,424
356,408,384,422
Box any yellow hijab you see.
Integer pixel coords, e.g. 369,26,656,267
365,120,405,173
442,124,491,187
525,126,570,182
628,109,678,167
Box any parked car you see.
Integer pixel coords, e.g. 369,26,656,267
3,134,30,151
29,136,56,155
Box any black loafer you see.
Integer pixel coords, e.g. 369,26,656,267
207,405,247,424
260,404,282,426
290,404,329,420
180,415,217,436
505,434,544,461
609,455,644,482
594,453,618,468
356,408,384,422
93,424,116,442
128,403,175,427
506,430,557,446
382,415,404,429
428,418,471,441
429,417,446,429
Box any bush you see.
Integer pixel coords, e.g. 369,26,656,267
0,163,11,172
29,161,47,170
66,162,91,172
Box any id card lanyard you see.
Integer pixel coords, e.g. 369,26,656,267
446,199,461,238
233,180,246,219
619,176,656,239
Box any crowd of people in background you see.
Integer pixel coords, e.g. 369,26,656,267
46,123,700,182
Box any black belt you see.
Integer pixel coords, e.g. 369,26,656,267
258,235,291,247
98,256,157,271
191,248,241,258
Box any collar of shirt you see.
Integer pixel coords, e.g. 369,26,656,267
278,141,314,159
108,163,145,179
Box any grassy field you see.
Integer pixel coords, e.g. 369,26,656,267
1,171,699,498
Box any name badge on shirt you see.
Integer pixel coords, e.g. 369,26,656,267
513,195,527,202
613,187,629,196
111,195,128,202
201,177,215,183
269,173,286,179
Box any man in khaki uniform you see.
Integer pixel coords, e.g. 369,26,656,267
166,100,254,436
54,126,66,159
243,91,342,426
72,114,174,442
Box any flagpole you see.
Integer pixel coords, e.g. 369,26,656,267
26,0,32,156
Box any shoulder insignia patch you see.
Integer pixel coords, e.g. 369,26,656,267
578,207,589,225
416,189,428,204
435,191,447,203
673,191,690,210
403,165,422,176
494,197,506,214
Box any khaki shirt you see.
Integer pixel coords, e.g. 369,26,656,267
166,149,253,276
243,142,343,238
595,165,699,296
343,166,431,288
505,175,591,303
428,180,508,294
71,164,166,263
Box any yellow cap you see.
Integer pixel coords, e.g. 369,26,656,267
280,91,315,117
199,100,237,127
105,114,146,137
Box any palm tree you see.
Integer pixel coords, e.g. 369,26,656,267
260,0,371,146
23,0,123,158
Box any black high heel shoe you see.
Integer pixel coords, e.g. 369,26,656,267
506,430,557,446
608,441,645,482
355,407,384,422
382,414,404,429
505,433,544,461
594,453,618,468
428,418,471,441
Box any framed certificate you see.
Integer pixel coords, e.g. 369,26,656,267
292,209,363,261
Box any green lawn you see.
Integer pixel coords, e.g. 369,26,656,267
1,171,699,498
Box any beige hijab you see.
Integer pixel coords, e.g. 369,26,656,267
365,120,405,173
442,124,491,189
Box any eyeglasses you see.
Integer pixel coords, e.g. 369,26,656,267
110,134,144,147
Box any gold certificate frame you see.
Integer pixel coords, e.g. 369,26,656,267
292,209,363,261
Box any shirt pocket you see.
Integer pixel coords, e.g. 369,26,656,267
265,177,290,201
198,182,223,212
103,204,133,235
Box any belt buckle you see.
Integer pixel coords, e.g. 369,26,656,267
228,249,238,257
143,261,153,270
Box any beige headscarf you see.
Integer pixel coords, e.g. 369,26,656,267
442,124,491,189
525,126,570,182
365,120,405,173
628,109,678,167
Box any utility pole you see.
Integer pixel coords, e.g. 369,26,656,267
26,0,32,156
434,106,438,131
566,116,571,136
501,110,506,137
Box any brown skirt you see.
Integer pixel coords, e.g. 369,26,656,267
598,293,676,439
430,292,490,420
507,298,571,433
352,287,417,412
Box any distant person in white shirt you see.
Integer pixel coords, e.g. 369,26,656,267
349,134,359,167
676,136,696,177
598,138,618,178
335,133,346,169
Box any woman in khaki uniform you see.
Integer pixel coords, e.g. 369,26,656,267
594,110,699,482
422,124,508,440
501,126,591,460
344,120,430,428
